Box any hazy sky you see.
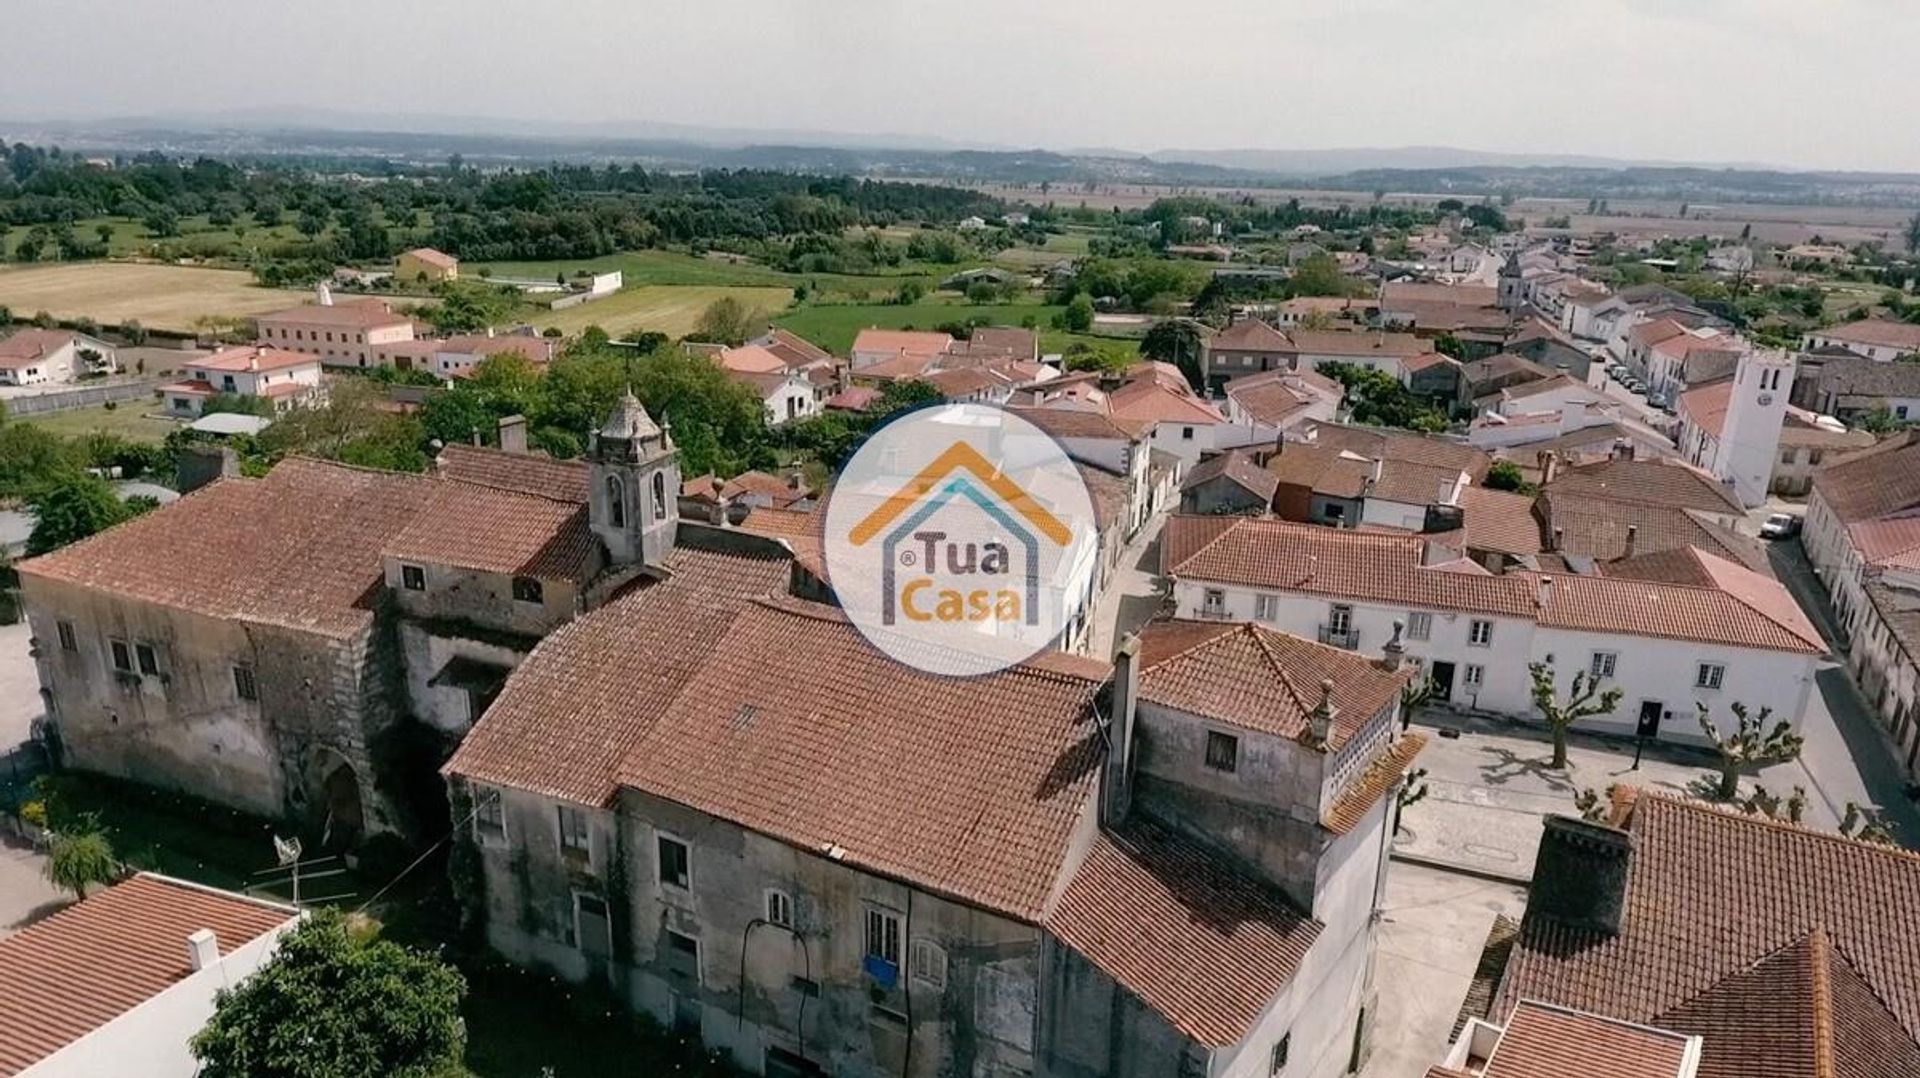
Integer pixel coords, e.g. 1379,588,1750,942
5,0,1917,171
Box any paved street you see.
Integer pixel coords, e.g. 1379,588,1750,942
1363,861,1527,1078
1087,514,1168,661
0,623,41,749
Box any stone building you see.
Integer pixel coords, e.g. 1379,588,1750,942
442,428,1428,1078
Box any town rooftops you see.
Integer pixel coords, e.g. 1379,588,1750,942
1629,319,1690,349
1300,422,1493,481
1108,379,1225,426
0,873,298,1076
1006,405,1150,442
1474,1001,1701,1078
255,297,410,329
1208,319,1293,352
1460,485,1545,557
1286,328,1430,358
1182,452,1280,504
1136,619,1412,748
1544,457,1746,515
1161,516,1821,654
714,344,789,375
1383,282,1499,308
384,482,596,584
851,328,953,356
1811,319,1920,355
969,325,1038,359
1224,368,1342,426
435,444,589,502
756,327,833,367
1496,792,1920,1078
1812,430,1920,523
402,246,458,268
191,344,317,374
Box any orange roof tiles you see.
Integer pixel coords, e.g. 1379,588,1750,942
1812,319,1920,355
1323,732,1426,835
1137,620,1411,747
256,298,411,329
852,328,953,356
384,483,596,582
0,329,80,367
1208,319,1293,353
435,444,588,503
1046,818,1323,1047
0,874,296,1076
1481,1001,1696,1078
1545,457,1745,515
1460,486,1544,556
1498,793,1920,1078
192,345,319,374
1006,405,1150,442
1108,380,1224,426
403,247,458,268
1813,431,1920,524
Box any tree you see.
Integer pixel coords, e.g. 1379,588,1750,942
1907,211,1920,256
26,474,132,556
1839,802,1899,846
1061,293,1095,333
120,318,147,345
1286,253,1349,299
93,222,115,247
142,205,179,238
1140,319,1206,391
1697,702,1803,800
45,826,117,900
1859,406,1908,435
1528,660,1623,769
1484,459,1531,492
1571,785,1614,823
191,909,466,1078
1741,783,1808,824
691,295,763,346
1060,341,1134,374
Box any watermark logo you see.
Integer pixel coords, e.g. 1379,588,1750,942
823,403,1096,676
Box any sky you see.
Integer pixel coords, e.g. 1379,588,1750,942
4,0,1918,172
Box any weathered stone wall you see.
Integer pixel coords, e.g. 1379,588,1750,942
385,558,580,640
1033,937,1204,1078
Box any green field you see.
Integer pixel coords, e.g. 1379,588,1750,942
773,300,1058,354
471,248,951,300
3,212,430,261
16,402,181,443
534,284,795,338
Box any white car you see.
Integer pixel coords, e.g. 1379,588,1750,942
1760,513,1802,540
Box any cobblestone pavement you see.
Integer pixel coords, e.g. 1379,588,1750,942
1362,861,1527,1078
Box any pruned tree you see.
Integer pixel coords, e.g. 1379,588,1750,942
1399,675,1434,732
1742,784,1808,824
1529,660,1623,769
1397,767,1430,812
1697,702,1803,800
1840,802,1899,847
1572,784,1617,824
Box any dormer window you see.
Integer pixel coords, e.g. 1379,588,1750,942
606,476,626,528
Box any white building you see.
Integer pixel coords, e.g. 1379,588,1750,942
155,345,323,417
1163,515,1823,744
1800,320,1920,363
433,333,556,378
0,873,300,1078
1675,351,1826,506
0,329,116,387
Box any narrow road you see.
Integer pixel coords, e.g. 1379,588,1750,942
1086,513,1167,661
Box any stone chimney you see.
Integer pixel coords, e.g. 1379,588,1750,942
1378,619,1407,672
788,468,805,492
177,445,239,493
1549,526,1564,553
1307,679,1337,749
186,928,219,972
1537,450,1560,486
497,414,528,455
1623,524,1639,560
1099,634,1143,829
1530,815,1632,936
1611,438,1634,462
1537,575,1554,608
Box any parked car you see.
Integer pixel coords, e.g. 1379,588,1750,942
1760,513,1803,540
1608,364,1628,380
1647,391,1672,410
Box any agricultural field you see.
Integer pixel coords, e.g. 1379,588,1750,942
471,248,951,301
533,284,794,338
14,402,181,444
774,299,1087,354
0,263,310,331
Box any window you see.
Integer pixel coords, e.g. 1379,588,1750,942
109,639,132,672
1589,652,1618,679
1808,449,1824,466
557,805,591,860
56,621,76,652
1270,1033,1291,1074
1203,588,1225,615
911,939,948,989
1181,425,1195,440
134,643,160,676
1899,406,1911,421
765,889,793,928
865,908,902,966
1780,448,1797,465
1406,612,1432,641
233,665,258,701
1254,594,1279,621
511,576,543,604
1696,662,1726,690
1463,664,1485,687
664,929,701,983
605,476,626,528
1468,619,1494,647
474,788,505,838
401,564,426,591
1205,730,1239,772
1328,603,1353,635
657,833,691,889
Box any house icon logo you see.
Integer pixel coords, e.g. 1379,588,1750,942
824,404,1096,676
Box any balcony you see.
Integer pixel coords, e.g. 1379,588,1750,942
1192,607,1233,621
1317,624,1360,650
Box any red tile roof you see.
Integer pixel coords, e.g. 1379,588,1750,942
0,329,80,367
1322,732,1426,835
1813,431,1920,524
1545,457,1745,515
0,874,297,1076
1498,793,1920,1078
1812,319,1920,355
852,329,953,355
1006,405,1150,442
1137,620,1411,747
1287,328,1430,358
1460,486,1545,556
1108,380,1225,426
721,470,812,508
1369,459,1466,506
1047,818,1323,1047
1481,1001,1696,1078
1181,452,1280,503
1207,319,1293,353
1302,422,1492,480
402,247,458,268
435,445,588,503
256,299,411,329
192,345,319,374
384,482,597,582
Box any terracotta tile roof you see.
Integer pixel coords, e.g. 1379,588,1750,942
1545,457,1745,515
1599,547,1722,587
0,874,297,1076
1460,486,1544,556
1302,422,1492,480
714,344,789,374
1207,319,1292,353
1812,319,1920,354
616,596,1110,921
851,328,953,356
435,445,588,502
1535,562,1821,654
1265,444,1376,499
1181,453,1279,503
1402,351,1459,373
1538,494,1765,570
1384,282,1499,307
1481,1001,1696,1078
1629,318,1690,348
0,329,80,367
969,326,1038,358
1813,431,1920,524
1075,461,1130,532
759,327,833,365
1369,459,1465,506
1287,328,1429,358
721,470,812,508
1006,405,1150,442
825,386,881,411
439,335,554,364
1108,380,1225,426
403,246,458,268
256,298,411,329
385,482,597,582
854,351,942,381
1047,817,1323,1047
1323,731,1426,835
1498,793,1920,1076
19,459,430,638
1225,368,1342,426
924,366,1006,398
443,532,796,806
191,345,319,374
734,506,818,542
1137,620,1412,747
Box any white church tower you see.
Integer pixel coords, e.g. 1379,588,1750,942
1713,348,1795,508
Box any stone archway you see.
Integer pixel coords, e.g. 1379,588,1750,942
310,750,365,850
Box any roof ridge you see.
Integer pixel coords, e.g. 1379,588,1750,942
1641,790,1920,865
1246,625,1317,722
1137,619,1245,675
1809,925,1836,1078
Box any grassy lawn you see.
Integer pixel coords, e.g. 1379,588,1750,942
775,299,1062,353
534,284,795,338
15,402,181,443
0,262,310,331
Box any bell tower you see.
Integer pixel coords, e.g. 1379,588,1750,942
588,390,680,567
1714,348,1795,510
1497,252,1525,312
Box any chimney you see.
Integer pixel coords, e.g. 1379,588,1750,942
1530,815,1632,936
1537,575,1553,608
177,445,239,493
1549,526,1564,553
1538,450,1560,485
1623,524,1639,560
485,326,496,338
497,414,528,455
1307,679,1338,749
316,281,333,307
187,928,219,972
1099,634,1142,829
788,468,805,492
1378,620,1406,672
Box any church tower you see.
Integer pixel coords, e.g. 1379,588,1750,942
1713,348,1795,509
588,390,680,567
1497,252,1525,312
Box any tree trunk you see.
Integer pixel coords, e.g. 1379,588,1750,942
1550,725,1569,769
1716,764,1740,800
